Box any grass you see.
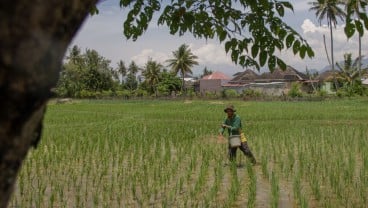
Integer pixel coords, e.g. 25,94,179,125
9,98,368,207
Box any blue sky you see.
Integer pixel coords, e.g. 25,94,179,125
70,0,368,76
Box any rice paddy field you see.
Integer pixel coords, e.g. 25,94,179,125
9,99,368,207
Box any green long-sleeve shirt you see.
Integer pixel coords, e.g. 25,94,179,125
219,114,242,136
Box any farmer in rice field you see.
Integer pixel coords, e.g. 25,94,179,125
219,104,256,164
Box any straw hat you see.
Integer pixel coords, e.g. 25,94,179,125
224,104,236,113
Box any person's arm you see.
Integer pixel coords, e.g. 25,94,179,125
229,116,241,132
219,118,227,135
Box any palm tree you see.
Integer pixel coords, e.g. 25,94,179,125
128,61,139,75
117,60,127,84
336,53,361,86
309,0,345,89
166,44,199,92
344,0,368,77
142,59,163,96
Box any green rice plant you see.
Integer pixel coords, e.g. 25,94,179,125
9,99,368,207
309,174,321,201
261,153,269,179
270,171,279,208
247,162,256,208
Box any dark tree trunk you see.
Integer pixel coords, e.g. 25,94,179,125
0,1,97,207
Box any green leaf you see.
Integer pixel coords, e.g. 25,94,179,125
278,29,287,40
231,50,239,64
251,44,259,58
344,22,355,39
299,46,306,59
280,1,293,12
239,55,246,66
277,58,286,70
259,51,267,67
286,34,294,48
306,46,314,58
219,30,227,42
268,55,276,72
183,13,195,25
225,41,232,53
276,3,285,17
292,40,300,54
355,20,364,36
358,12,368,30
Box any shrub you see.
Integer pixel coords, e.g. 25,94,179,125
157,85,170,96
101,90,114,98
242,89,262,98
135,89,148,97
288,83,303,98
79,90,96,99
116,90,132,99
317,89,327,98
205,91,218,99
222,89,239,98
336,89,348,97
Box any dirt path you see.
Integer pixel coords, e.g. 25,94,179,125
254,168,272,208
254,165,294,208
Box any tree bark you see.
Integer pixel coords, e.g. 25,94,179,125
358,34,361,77
329,20,338,90
0,1,97,207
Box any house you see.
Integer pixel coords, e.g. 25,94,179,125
317,70,339,93
363,79,368,86
200,71,230,94
229,69,259,84
223,66,311,96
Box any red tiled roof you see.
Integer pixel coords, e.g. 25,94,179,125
202,71,230,80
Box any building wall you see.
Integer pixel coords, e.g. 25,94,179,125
223,82,288,96
200,79,223,94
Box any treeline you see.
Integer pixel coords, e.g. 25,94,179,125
55,45,188,99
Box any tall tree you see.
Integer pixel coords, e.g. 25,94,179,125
201,66,213,78
309,0,345,89
343,0,368,77
167,44,199,92
142,59,163,96
117,60,127,84
67,45,83,65
56,47,116,96
128,61,139,75
1,1,316,206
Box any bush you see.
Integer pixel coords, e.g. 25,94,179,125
157,85,170,96
186,88,196,98
288,83,303,98
242,89,262,98
101,90,115,98
317,89,327,98
116,90,132,99
222,89,239,98
79,90,96,99
205,91,218,99
336,89,348,97
134,89,148,97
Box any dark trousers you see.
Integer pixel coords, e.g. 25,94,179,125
228,141,256,164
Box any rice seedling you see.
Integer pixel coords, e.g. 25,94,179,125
9,98,368,207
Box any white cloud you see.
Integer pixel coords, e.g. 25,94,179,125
131,43,233,68
131,49,169,66
192,44,232,65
